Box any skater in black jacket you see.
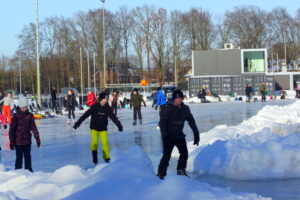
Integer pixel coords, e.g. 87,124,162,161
157,89,200,179
73,93,123,164
65,89,78,124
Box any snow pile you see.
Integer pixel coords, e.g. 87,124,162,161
186,100,300,180
198,100,300,146
0,147,270,200
190,131,300,180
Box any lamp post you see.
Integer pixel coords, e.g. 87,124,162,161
36,0,41,106
100,0,107,89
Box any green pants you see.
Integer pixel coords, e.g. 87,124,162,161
90,130,110,159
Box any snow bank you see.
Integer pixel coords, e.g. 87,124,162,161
187,100,300,180
0,147,269,200
198,100,300,146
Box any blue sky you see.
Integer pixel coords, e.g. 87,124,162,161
0,0,298,57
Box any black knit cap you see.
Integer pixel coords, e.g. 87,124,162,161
99,92,107,101
172,89,184,101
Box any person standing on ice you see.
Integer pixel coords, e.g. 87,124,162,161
73,92,123,164
0,92,14,124
66,89,78,124
244,84,252,102
157,89,200,179
130,88,146,125
9,95,41,172
260,82,266,102
109,91,120,117
155,87,167,128
86,89,96,107
50,86,57,112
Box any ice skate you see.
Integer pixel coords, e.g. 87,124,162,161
177,169,190,178
139,119,142,125
133,120,137,126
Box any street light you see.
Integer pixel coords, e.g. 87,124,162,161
100,0,107,88
36,0,41,106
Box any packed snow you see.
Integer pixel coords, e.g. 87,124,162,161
187,100,300,180
0,147,270,200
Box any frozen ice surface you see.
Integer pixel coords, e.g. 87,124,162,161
0,99,299,199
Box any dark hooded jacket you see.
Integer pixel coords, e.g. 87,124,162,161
76,102,123,131
9,109,40,145
159,103,199,140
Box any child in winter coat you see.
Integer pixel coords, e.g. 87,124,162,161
0,92,14,124
73,92,123,164
9,96,41,172
130,89,146,125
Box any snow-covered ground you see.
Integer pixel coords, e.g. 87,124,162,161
0,98,300,200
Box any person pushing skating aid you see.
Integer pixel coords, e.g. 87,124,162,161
157,89,200,179
73,92,123,164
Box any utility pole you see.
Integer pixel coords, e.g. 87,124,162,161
80,48,83,105
101,0,107,88
93,53,96,94
36,0,41,105
174,56,178,88
19,54,22,94
87,51,90,88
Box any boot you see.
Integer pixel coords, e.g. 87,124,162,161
105,158,110,163
92,151,98,165
133,120,137,126
177,169,190,178
156,174,164,180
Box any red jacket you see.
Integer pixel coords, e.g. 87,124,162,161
9,109,40,145
86,92,96,106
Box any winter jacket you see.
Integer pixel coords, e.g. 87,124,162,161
245,86,252,96
130,94,146,108
51,89,56,101
156,90,166,106
9,109,40,145
76,102,123,131
159,103,199,140
66,95,78,109
260,84,266,93
86,92,96,106
0,95,4,106
0,97,14,108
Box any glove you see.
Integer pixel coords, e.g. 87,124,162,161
155,106,158,110
4,125,7,129
36,138,41,148
73,122,80,129
193,134,200,146
10,141,15,150
118,125,123,132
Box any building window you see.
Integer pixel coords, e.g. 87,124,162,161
243,51,265,72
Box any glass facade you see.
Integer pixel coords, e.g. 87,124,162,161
243,51,265,72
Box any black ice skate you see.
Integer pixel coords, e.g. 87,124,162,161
105,158,110,163
133,120,137,126
177,169,190,178
139,119,142,125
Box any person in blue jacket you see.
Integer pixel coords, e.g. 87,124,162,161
156,87,167,128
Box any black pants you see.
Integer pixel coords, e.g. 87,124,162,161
112,105,118,117
51,99,57,111
261,92,266,102
152,99,157,108
68,108,75,119
158,137,188,177
15,145,33,172
133,107,142,121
